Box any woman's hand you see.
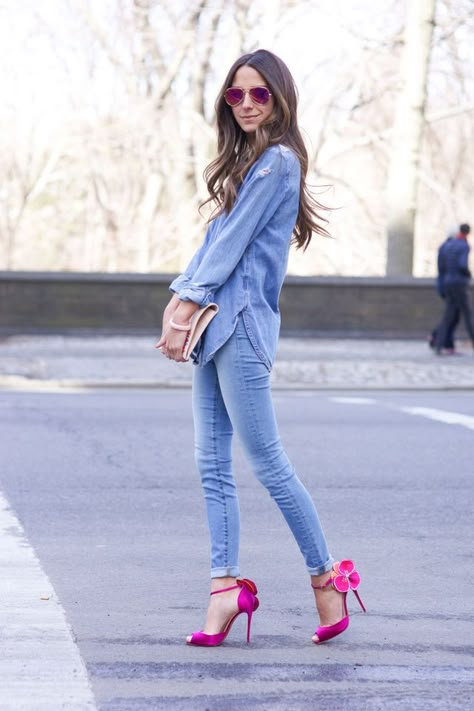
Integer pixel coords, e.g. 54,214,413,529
155,295,199,363
156,322,188,362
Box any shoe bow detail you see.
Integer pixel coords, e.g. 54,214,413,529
237,578,258,595
331,560,361,593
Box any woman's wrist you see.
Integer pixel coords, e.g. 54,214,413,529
163,294,180,319
173,301,200,325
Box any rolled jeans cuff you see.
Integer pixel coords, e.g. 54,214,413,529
307,557,334,577
211,566,240,579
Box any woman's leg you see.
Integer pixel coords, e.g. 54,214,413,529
213,319,350,643
192,359,240,578
214,317,333,577
190,360,244,638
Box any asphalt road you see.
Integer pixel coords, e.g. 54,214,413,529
1,389,473,710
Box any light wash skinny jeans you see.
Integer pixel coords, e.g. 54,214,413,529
192,315,333,579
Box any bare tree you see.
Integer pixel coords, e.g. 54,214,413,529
1,0,473,278
385,0,436,275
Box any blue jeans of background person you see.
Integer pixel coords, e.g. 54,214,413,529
435,284,474,353
192,315,333,579
430,295,460,350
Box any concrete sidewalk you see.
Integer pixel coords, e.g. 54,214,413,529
0,333,473,390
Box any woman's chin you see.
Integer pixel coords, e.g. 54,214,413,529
239,120,261,133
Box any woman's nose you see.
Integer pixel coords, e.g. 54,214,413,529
241,91,254,109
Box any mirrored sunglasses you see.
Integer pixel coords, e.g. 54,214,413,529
224,86,272,107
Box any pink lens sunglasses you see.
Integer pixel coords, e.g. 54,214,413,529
224,86,272,107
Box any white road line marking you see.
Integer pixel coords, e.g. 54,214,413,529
0,376,88,393
330,397,376,405
0,492,96,709
401,407,474,431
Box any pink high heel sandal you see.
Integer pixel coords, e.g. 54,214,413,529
186,578,259,647
312,560,366,644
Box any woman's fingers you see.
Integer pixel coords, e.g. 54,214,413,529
168,341,187,362
156,330,188,362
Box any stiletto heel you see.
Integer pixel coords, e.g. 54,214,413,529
245,594,259,643
187,578,259,647
312,560,365,644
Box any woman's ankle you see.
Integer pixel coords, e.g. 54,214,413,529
210,576,237,593
310,571,331,589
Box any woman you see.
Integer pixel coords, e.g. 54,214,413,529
157,49,365,646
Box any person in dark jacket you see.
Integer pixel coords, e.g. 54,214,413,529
429,234,460,351
435,224,474,354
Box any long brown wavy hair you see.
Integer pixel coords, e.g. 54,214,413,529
202,49,330,249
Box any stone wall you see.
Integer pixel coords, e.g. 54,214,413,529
0,271,471,337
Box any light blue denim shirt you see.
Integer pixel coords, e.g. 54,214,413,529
169,144,300,370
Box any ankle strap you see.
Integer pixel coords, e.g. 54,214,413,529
209,577,258,596
311,575,333,591
210,584,240,596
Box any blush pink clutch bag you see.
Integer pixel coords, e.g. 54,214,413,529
182,303,219,361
